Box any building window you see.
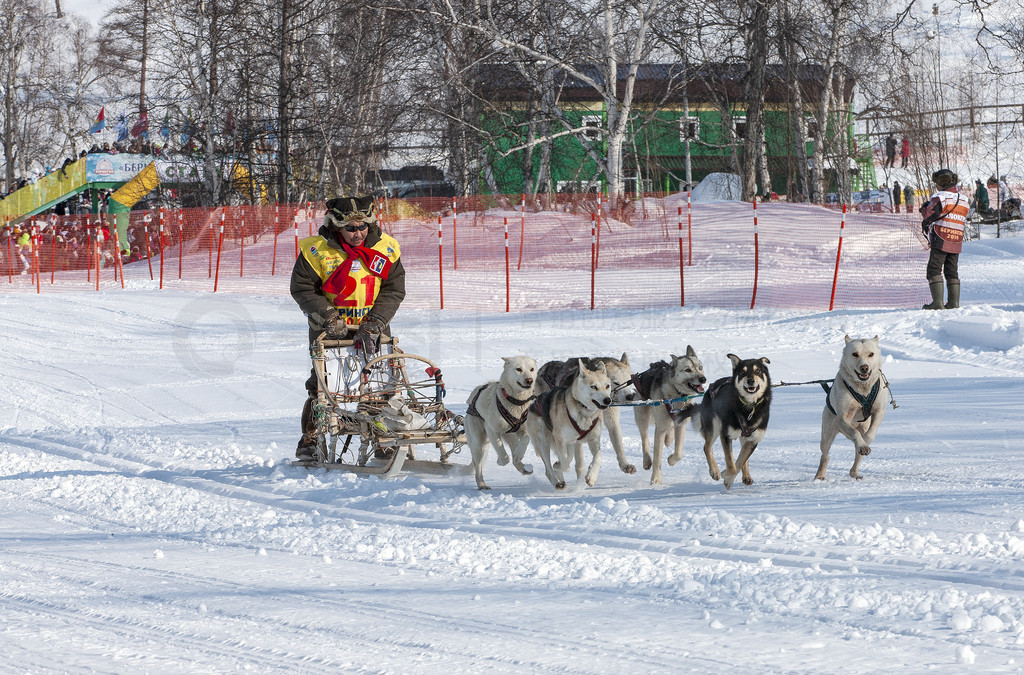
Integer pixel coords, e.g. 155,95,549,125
580,115,602,142
556,179,600,194
732,115,747,139
679,116,700,141
805,116,819,142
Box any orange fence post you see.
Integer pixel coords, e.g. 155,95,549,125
687,190,693,266
437,215,444,310
112,222,125,290
159,208,165,290
518,194,525,270
6,216,12,284
50,218,56,285
94,224,100,291
178,208,184,280
144,216,154,280
213,209,225,292
239,207,245,277
750,200,759,310
32,225,40,294
452,196,458,270
829,203,848,311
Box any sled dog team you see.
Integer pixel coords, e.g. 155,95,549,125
466,336,887,491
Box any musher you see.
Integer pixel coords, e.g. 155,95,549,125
290,196,406,460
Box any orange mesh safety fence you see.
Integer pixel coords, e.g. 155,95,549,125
0,195,929,310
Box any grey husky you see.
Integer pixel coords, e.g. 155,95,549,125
692,354,772,490
527,360,612,489
632,346,707,484
465,356,538,490
536,354,638,484
816,335,887,481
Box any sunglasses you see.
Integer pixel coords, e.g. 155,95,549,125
343,223,369,233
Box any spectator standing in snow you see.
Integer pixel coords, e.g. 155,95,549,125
892,180,902,211
884,134,897,168
289,196,406,461
974,179,990,215
900,137,911,168
904,184,914,213
920,169,968,310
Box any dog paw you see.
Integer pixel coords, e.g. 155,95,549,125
722,472,736,489
552,460,562,470
667,454,683,467
495,453,510,466
650,475,663,485
858,446,871,456
477,484,491,490
620,463,636,474
742,476,753,486
850,470,863,480
709,468,721,481
516,462,533,475
585,476,596,487
814,472,826,481
555,481,566,490
643,456,652,470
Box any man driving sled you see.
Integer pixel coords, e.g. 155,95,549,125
290,196,406,460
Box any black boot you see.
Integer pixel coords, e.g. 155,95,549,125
922,280,944,310
945,281,960,309
296,397,318,460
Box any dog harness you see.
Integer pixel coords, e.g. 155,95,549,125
821,378,879,422
705,378,765,438
466,386,534,433
529,389,600,440
634,362,696,423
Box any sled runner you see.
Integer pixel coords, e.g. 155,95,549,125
293,334,466,477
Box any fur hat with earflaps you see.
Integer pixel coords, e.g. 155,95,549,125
325,196,376,230
931,169,957,190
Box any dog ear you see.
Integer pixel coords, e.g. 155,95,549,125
576,358,590,375
872,335,879,343
502,356,510,364
844,334,852,344
686,345,696,357
727,353,740,368
760,357,771,365
670,354,680,361
594,361,607,372
620,352,629,365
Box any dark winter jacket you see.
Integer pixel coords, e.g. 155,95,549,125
290,221,406,333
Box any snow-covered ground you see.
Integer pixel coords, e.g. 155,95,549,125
1,230,1022,672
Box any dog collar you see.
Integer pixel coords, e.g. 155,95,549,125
566,399,600,440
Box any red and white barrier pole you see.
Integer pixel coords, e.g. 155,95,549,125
177,208,184,280
6,215,11,284
590,213,596,311
112,222,125,289
144,216,154,280
50,218,56,285
306,201,312,237
595,201,601,268
452,196,458,270
213,210,225,292
687,190,693,266
750,199,759,310
87,223,92,284
504,216,510,313
94,224,101,291
518,193,525,270
208,220,214,278
239,207,245,277
678,206,685,306
829,204,847,311
437,215,444,310
293,209,300,259
159,209,165,290
271,202,280,275
32,225,40,294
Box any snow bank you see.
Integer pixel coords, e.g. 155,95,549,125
691,172,742,201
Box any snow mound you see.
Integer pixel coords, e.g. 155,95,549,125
691,172,742,201
939,312,1024,351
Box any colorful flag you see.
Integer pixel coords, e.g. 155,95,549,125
115,113,129,142
88,107,105,134
131,108,149,138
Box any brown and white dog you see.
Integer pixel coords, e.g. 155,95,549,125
816,335,887,480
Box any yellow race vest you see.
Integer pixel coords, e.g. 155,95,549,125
300,232,400,326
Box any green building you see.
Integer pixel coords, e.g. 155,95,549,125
479,63,862,198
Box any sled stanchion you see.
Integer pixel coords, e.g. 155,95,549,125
678,205,685,306
590,213,596,311
437,215,444,309
687,190,693,266
829,204,847,311
452,196,458,271
504,216,510,313
213,215,225,292
271,202,279,275
750,199,759,310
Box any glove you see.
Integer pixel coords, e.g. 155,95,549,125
353,317,384,354
323,312,349,338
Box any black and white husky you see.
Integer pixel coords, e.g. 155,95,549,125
692,354,772,490
527,360,612,489
536,354,637,484
816,335,887,481
465,356,538,490
632,346,707,484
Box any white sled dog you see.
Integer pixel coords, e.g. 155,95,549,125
527,360,612,489
536,355,638,484
632,346,707,484
816,335,887,481
692,354,772,490
465,356,538,490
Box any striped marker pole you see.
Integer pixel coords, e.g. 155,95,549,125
750,199,759,310
504,216,510,313
829,203,847,311
437,215,444,309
